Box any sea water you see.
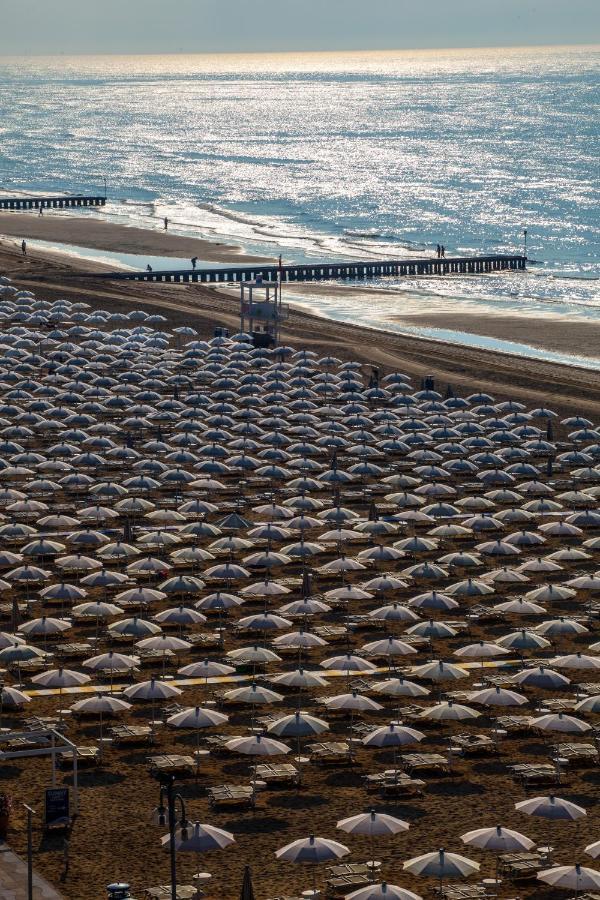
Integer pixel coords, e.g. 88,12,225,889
0,46,598,356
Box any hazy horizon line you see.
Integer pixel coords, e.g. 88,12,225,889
1,40,598,60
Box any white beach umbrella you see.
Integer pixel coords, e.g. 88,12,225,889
530,712,591,734
224,683,284,705
345,884,422,900
552,652,600,671
268,710,329,739
467,686,528,707
537,864,600,892
225,734,290,756
0,685,31,709
420,701,480,722
109,616,162,638
338,809,409,873
461,825,534,852
511,666,570,689
275,833,349,895
403,849,479,889
167,705,229,770
411,660,467,683
162,821,235,853
585,840,600,859
69,693,131,741
575,694,600,713
337,809,409,838
515,795,587,820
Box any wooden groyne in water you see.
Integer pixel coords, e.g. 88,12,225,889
70,254,527,284
0,195,106,211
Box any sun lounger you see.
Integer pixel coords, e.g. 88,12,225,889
109,725,154,746
401,752,450,773
254,763,299,785
207,783,255,808
147,754,195,776
58,746,101,767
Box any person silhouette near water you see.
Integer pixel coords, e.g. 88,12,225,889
436,244,441,258
164,217,168,231
441,245,446,258
21,240,26,256
39,206,43,216
191,256,198,270
146,264,152,273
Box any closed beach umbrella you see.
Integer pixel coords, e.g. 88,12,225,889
239,865,256,900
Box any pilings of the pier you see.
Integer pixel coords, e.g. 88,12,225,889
0,196,106,211
74,254,526,285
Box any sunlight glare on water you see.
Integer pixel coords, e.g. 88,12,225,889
0,45,598,348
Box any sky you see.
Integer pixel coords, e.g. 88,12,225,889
1,0,598,55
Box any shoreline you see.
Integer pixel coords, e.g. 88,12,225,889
3,222,600,418
0,211,273,264
4,212,600,364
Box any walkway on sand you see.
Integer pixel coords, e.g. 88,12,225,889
0,843,64,900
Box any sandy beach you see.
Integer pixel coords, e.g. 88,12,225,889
0,212,273,264
392,311,600,360
2,222,600,419
0,216,599,900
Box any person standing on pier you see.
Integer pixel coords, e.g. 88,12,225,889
440,245,446,258
21,240,26,256
436,244,441,258
191,256,198,269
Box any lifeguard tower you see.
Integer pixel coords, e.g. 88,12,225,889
240,277,288,347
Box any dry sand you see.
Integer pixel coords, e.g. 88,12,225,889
0,228,598,899
0,212,273,264
2,227,600,420
393,311,600,360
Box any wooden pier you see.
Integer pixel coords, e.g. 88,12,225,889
0,195,106,211
78,254,526,285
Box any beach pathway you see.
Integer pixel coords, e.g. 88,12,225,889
0,843,64,900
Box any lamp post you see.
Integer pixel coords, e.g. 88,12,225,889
23,804,35,900
154,774,187,900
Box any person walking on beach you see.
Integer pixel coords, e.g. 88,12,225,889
38,206,43,216
164,217,168,231
21,240,26,256
191,256,198,270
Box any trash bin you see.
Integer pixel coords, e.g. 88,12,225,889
107,883,132,899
